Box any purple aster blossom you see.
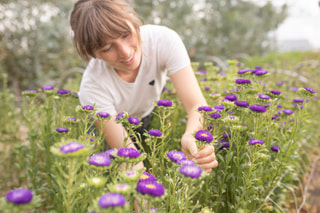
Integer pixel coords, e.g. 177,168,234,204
234,101,249,108
56,127,69,133
304,87,315,94
291,87,298,92
223,132,231,139
139,171,157,183
22,90,38,97
210,112,221,119
6,189,33,205
258,94,271,100
128,116,140,125
82,105,94,111
97,112,110,118
181,119,187,123
167,150,187,163
195,130,213,143
216,140,230,151
220,73,227,77
136,181,165,197
293,103,304,109
179,164,202,179
214,104,225,112
255,66,263,70
277,104,282,108
293,98,304,103
199,78,207,82
198,106,213,112
57,89,71,95
282,109,294,115
117,147,141,158
276,82,284,86
67,117,77,122
60,142,85,153
41,85,54,91
116,112,124,120
299,87,316,96
104,149,117,159
147,129,162,137
176,159,195,166
254,70,268,76
237,69,251,75
157,99,172,107
248,139,265,146
196,70,207,75
88,154,111,167
224,94,237,101
269,90,281,95
235,79,251,84
272,114,279,120
271,145,280,152
249,104,267,113
98,193,126,208
204,86,210,91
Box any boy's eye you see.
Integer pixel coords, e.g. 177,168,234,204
102,46,112,53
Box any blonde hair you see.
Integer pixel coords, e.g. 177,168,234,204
70,0,142,61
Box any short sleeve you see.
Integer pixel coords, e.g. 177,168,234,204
158,27,191,75
79,78,117,116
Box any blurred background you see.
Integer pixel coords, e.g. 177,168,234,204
0,0,319,98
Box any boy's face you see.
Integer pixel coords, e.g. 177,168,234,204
94,26,142,74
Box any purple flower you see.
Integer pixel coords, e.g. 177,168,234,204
60,142,85,153
147,129,162,137
293,98,303,103
237,69,251,75
271,145,280,152
41,85,54,91
179,164,202,179
82,105,94,111
216,140,230,151
282,109,294,115
67,117,77,122
116,112,124,120
136,181,165,197
176,159,195,166
276,82,284,86
196,70,207,75
56,127,69,133
167,151,187,163
128,116,140,125
198,106,213,112
195,130,213,143
224,94,237,101
234,101,249,108
204,86,211,91
304,87,315,94
258,94,271,100
248,139,265,146
57,89,71,95
181,119,187,123
157,100,172,107
269,90,281,95
104,149,117,159
98,193,126,208
235,79,251,84
210,112,221,119
6,189,33,205
139,171,157,183
214,104,225,112
249,104,266,113
88,154,111,167
117,147,141,158
97,112,110,118
254,70,268,76
22,90,38,97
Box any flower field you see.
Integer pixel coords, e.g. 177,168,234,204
0,52,319,212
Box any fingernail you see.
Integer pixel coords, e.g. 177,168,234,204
194,154,200,158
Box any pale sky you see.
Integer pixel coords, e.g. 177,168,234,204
270,0,320,49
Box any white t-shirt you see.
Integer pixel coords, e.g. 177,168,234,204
78,25,190,118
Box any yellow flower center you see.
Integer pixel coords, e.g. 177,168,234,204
146,184,156,189
140,174,148,180
201,133,208,137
